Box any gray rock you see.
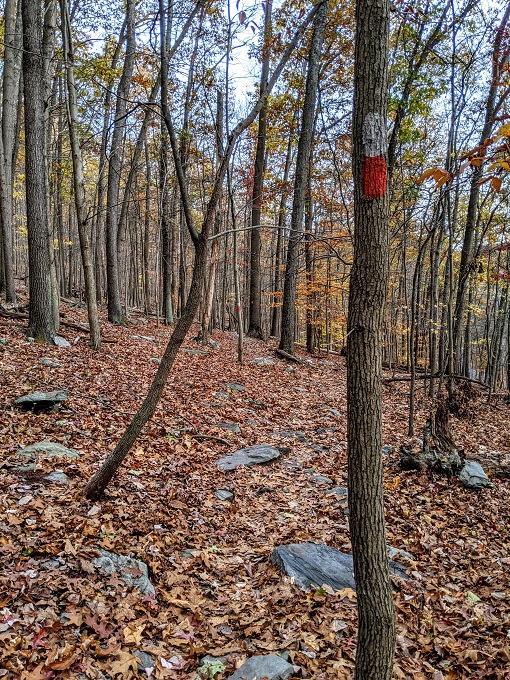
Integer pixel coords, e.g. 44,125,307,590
208,339,221,350
17,440,80,460
133,335,156,341
44,470,70,485
134,651,154,672
227,382,245,391
0,337,8,345
91,549,155,596
181,348,210,356
253,357,275,366
217,444,281,471
272,542,407,591
218,422,241,433
382,445,394,455
328,408,342,417
326,486,348,497
388,546,414,562
215,489,233,501
307,474,334,485
227,655,295,680
216,391,230,400
53,335,70,347
150,357,161,364
457,461,489,489
285,367,295,374
41,358,60,368
15,390,68,409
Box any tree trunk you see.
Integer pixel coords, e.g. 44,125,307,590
105,0,136,324
347,0,395,676
22,0,55,341
279,0,328,355
248,0,272,339
60,0,101,350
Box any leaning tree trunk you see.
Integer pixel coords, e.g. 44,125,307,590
22,0,55,342
83,0,324,500
347,0,395,676
279,0,328,355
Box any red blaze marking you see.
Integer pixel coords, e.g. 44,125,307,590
362,155,387,199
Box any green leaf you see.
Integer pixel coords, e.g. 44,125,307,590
467,591,481,604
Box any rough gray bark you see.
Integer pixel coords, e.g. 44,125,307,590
279,0,328,355
347,0,395,677
22,0,55,341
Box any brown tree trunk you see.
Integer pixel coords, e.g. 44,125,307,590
347,0,395,676
22,0,55,342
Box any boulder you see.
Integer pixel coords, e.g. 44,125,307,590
457,461,489,489
15,390,68,410
227,655,295,680
217,444,281,471
271,542,407,592
91,549,155,596
17,440,80,460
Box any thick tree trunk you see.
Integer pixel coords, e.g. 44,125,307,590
347,0,395,677
279,0,328,355
22,0,55,341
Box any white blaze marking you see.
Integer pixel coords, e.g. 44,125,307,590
362,113,387,157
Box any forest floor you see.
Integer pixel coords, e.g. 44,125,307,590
0,300,509,680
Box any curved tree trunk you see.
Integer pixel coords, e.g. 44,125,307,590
347,0,395,676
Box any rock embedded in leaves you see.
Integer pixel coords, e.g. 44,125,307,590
253,357,275,366
134,651,155,673
217,444,281,471
214,489,233,501
208,339,221,350
53,335,71,347
15,390,68,410
227,655,296,680
91,549,155,596
227,382,245,391
457,461,489,489
17,440,80,460
382,445,394,455
326,486,348,497
271,542,407,592
44,470,70,485
41,358,60,368
218,422,241,433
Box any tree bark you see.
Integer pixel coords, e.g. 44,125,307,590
105,0,136,324
348,0,395,676
279,0,328,355
22,0,55,341
248,0,272,339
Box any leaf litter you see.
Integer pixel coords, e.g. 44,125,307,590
0,303,509,679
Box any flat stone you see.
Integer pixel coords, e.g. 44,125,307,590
15,390,68,409
227,382,245,391
44,470,70,485
41,358,60,368
253,357,275,366
216,392,230,400
91,549,155,596
133,335,156,341
227,655,295,680
217,444,281,471
388,546,414,562
214,489,233,501
53,336,70,347
134,651,154,672
382,445,395,455
307,474,334,485
326,486,348,497
218,422,241,433
457,461,489,489
17,440,80,460
271,542,407,591
181,348,210,356
0,337,9,345
328,408,342,417
208,339,221,350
